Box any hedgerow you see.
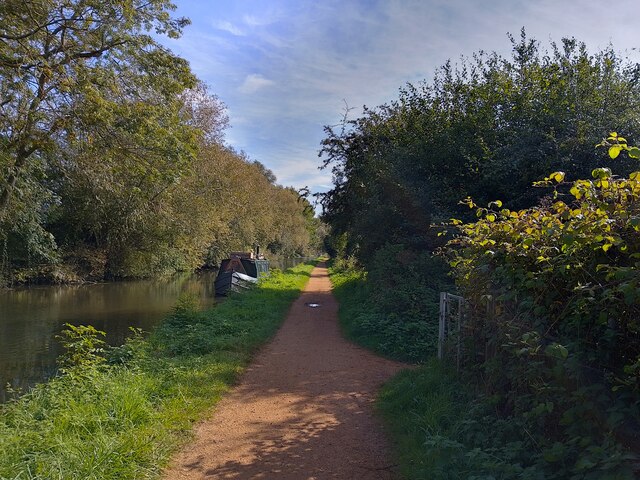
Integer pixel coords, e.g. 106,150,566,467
446,134,640,478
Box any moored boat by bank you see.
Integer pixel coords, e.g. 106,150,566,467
214,251,269,296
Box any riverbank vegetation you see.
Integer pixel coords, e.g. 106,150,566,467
0,262,314,479
324,32,640,478
0,1,322,286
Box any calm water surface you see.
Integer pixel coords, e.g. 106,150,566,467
0,258,311,402
0,270,217,402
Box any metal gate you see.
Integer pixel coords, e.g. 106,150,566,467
438,292,467,370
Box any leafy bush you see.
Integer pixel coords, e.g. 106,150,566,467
445,145,640,478
331,245,453,362
56,324,107,373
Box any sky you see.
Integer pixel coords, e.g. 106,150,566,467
159,0,640,203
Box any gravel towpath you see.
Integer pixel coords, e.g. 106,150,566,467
163,263,407,480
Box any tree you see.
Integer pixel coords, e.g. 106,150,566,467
320,32,640,265
0,0,198,274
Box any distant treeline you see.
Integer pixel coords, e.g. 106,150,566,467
0,1,322,285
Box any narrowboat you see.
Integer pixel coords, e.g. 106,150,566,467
214,250,269,296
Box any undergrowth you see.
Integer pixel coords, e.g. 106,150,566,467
379,362,638,480
329,245,452,363
0,262,315,480
377,362,535,480
330,246,638,479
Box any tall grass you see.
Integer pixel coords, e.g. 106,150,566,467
0,263,315,480
377,362,469,480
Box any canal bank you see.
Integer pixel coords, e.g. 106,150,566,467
0,257,312,402
0,271,217,402
0,261,316,479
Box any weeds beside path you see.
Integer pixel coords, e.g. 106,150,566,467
0,263,314,480
163,263,408,480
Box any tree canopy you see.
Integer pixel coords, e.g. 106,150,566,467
0,1,320,284
320,31,640,264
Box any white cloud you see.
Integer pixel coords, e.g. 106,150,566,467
242,11,286,27
215,21,245,36
238,74,275,94
243,14,272,27
162,0,640,197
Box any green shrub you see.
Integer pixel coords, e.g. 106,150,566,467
56,324,107,372
330,245,453,362
446,154,640,478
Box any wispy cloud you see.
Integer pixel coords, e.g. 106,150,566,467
238,74,275,94
243,14,276,27
163,0,640,202
215,20,245,36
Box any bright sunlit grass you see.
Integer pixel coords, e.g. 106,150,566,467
0,262,315,480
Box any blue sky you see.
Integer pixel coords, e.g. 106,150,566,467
159,0,640,200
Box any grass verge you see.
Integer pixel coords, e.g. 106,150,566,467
328,262,503,479
329,266,435,363
377,361,469,480
328,249,452,363
0,262,315,480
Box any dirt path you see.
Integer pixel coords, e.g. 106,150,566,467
163,263,407,480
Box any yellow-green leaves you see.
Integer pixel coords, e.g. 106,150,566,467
598,132,640,161
609,145,622,159
591,167,612,179
570,185,583,199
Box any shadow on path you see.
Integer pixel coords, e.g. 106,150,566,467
164,263,407,480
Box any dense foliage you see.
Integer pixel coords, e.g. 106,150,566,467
443,142,640,478
322,33,640,479
0,0,320,285
320,31,640,264
0,262,315,479
330,247,452,362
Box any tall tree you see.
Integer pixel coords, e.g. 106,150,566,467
0,0,197,270
320,33,640,264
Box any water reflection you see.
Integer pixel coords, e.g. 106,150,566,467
0,270,217,402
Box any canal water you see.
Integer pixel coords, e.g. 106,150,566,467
0,258,310,402
0,271,217,402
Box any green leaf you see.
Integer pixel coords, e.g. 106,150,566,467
545,343,568,359
628,147,640,159
609,145,621,159
550,171,565,183
592,167,612,179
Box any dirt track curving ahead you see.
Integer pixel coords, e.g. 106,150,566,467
163,263,407,480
